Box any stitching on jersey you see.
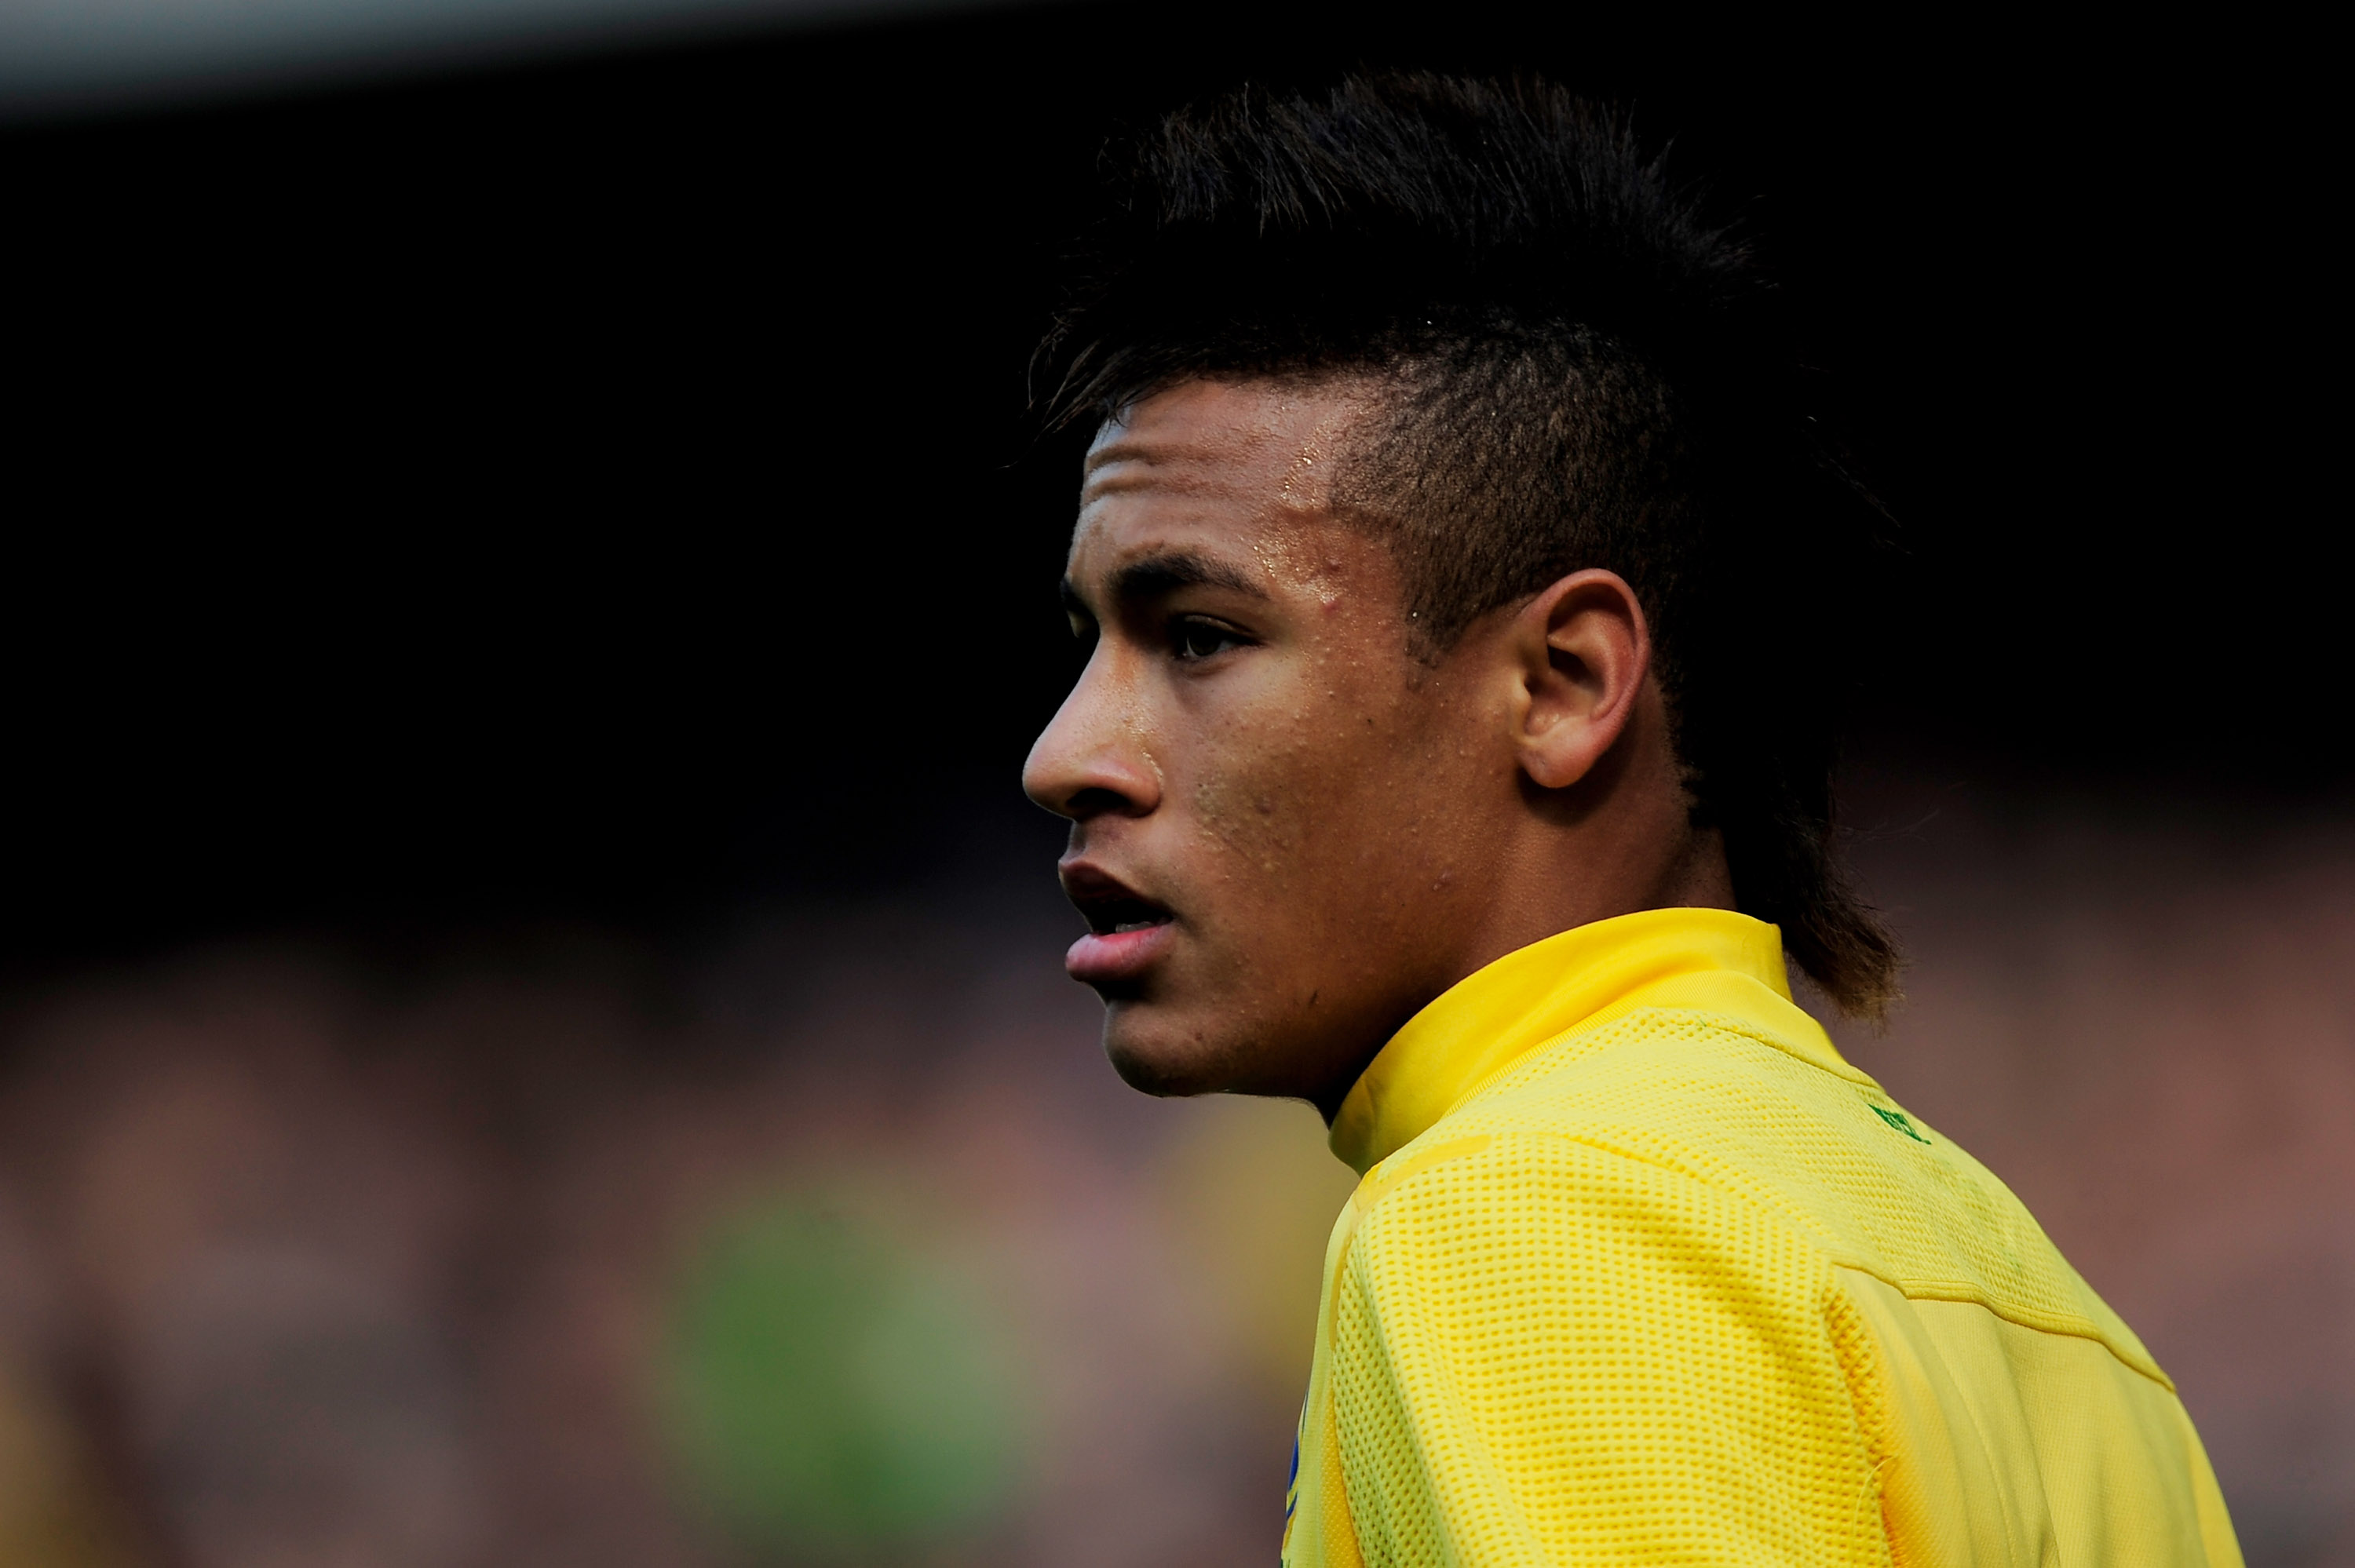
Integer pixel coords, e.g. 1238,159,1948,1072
1350,1122,1835,1264
1353,1124,2171,1390
1354,1136,1493,1214
1857,1276,2175,1391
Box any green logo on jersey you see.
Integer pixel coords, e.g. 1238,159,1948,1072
1871,1105,1931,1143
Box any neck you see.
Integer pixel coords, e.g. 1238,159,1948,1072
1309,706,1736,1122
1460,707,1737,990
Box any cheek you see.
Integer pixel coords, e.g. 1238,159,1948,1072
1185,711,1327,874
1181,662,1433,896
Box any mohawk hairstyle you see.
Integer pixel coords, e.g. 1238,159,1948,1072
1034,71,1901,1019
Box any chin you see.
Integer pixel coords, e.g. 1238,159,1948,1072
1100,1005,1243,1099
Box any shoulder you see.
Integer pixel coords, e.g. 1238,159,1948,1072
1327,1079,1889,1563
1362,1002,2161,1381
1342,1107,1838,1346
1352,1003,1875,1264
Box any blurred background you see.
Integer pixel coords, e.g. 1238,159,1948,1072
0,3,2345,1565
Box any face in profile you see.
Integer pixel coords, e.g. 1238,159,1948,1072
1022,378,1525,1115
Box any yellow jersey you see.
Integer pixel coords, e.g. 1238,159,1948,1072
1281,907,2241,1567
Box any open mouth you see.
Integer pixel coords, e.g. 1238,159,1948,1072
1073,885,1174,936
1058,865,1178,986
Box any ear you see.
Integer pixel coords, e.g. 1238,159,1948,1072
1506,569,1652,791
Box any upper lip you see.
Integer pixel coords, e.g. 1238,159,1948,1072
1059,860,1174,935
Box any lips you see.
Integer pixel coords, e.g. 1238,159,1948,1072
1060,862,1176,987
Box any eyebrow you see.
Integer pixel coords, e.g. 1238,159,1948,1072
1063,548,1265,618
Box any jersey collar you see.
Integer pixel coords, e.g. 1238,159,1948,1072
1327,906,1869,1175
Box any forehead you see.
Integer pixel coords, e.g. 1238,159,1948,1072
1070,379,1366,577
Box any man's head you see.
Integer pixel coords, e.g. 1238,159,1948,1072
1023,75,1897,1112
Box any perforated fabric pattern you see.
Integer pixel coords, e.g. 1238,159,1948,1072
1336,1129,1887,1566
1283,994,2244,1568
1461,1006,2160,1373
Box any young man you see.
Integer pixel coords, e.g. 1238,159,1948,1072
1022,75,2241,1566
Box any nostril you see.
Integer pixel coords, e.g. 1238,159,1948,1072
1065,786,1137,820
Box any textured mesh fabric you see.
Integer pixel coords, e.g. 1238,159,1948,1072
1280,911,2242,1568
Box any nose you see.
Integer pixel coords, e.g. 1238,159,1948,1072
1021,647,1162,822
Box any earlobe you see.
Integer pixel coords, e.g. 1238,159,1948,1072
1511,570,1649,793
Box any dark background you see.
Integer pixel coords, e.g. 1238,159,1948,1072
2,13,2349,1567
5,0,2338,965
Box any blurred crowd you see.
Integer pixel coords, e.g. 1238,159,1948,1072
0,777,2348,1567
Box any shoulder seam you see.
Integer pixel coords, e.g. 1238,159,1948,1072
1828,1265,2176,1391
1355,1123,1835,1256
1353,1128,2171,1391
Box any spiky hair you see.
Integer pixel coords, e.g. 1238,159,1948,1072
1035,73,1900,1018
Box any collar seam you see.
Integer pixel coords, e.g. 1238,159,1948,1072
1444,999,1868,1126
1694,1015,1879,1086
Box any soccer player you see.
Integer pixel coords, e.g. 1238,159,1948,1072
1021,75,2242,1566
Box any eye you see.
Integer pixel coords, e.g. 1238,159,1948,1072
1171,615,1249,662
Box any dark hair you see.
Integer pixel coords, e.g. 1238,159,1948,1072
1034,72,1900,1019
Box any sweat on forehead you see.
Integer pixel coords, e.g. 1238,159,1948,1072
1064,407,1406,625
1077,378,1383,539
